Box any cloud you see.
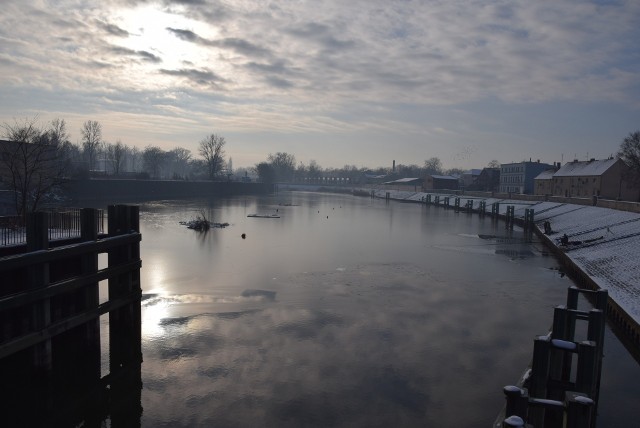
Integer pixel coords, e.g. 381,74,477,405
166,27,200,43
159,67,227,87
1,0,639,168
166,27,272,58
96,19,130,37
109,45,162,63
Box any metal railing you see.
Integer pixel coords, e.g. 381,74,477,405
0,209,105,247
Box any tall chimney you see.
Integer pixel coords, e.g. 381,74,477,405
393,160,395,172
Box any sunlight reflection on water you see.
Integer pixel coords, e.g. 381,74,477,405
132,192,640,427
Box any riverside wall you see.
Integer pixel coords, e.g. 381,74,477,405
64,178,272,203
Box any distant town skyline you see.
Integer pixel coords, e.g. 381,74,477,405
1,1,639,170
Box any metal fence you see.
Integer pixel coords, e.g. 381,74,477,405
0,209,105,247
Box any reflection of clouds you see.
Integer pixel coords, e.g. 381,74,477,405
139,263,566,427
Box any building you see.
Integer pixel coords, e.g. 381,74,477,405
533,169,556,196
500,160,556,194
423,175,459,191
460,169,481,190
548,158,639,201
469,167,500,192
383,177,424,191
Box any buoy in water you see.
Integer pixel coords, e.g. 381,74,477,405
241,233,246,239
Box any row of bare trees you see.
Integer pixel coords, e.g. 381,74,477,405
1,117,230,215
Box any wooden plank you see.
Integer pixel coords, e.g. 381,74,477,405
0,260,141,311
0,290,142,359
0,233,141,271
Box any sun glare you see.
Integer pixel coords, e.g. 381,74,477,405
114,4,213,70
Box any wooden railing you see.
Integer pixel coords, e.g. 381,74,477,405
0,208,105,247
0,205,141,427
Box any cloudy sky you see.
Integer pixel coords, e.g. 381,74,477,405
1,0,639,170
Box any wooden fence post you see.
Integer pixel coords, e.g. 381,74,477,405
107,205,143,426
503,385,528,419
576,341,598,397
26,212,52,377
79,208,101,382
565,392,594,428
108,205,142,373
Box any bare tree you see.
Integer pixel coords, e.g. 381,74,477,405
618,131,640,185
47,118,76,168
142,145,166,179
0,118,68,217
168,147,192,179
126,146,141,173
105,140,126,175
487,160,501,168
81,120,102,170
255,162,276,183
424,157,443,175
199,133,226,180
268,152,296,182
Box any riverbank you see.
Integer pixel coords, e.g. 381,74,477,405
362,188,640,350
64,178,272,203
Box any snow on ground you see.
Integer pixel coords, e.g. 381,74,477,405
374,189,640,326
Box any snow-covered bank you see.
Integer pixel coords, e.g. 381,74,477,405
367,189,640,339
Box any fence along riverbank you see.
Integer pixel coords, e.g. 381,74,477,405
0,205,142,427
365,188,640,351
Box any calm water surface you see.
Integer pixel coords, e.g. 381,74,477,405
113,192,639,427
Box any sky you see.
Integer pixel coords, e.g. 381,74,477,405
1,0,639,170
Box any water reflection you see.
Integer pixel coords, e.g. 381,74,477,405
131,192,640,427
139,260,564,427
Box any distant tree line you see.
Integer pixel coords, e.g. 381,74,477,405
0,117,232,215
3,116,639,214
252,153,472,184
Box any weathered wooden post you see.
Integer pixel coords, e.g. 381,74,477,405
503,386,528,419
505,205,515,228
502,415,526,427
530,335,551,397
550,305,570,382
26,211,52,378
426,194,432,205
107,205,143,426
565,392,594,428
576,340,598,397
524,209,534,228
492,202,499,218
108,205,142,372
466,199,473,212
434,195,440,205
79,208,101,382
479,200,486,216
454,197,460,212
566,286,580,309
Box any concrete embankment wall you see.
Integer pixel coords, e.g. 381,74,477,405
64,179,272,203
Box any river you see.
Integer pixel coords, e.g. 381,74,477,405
100,191,639,427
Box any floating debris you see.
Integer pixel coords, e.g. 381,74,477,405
247,214,280,218
180,210,229,231
180,219,230,230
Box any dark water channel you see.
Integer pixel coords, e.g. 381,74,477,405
101,192,639,427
